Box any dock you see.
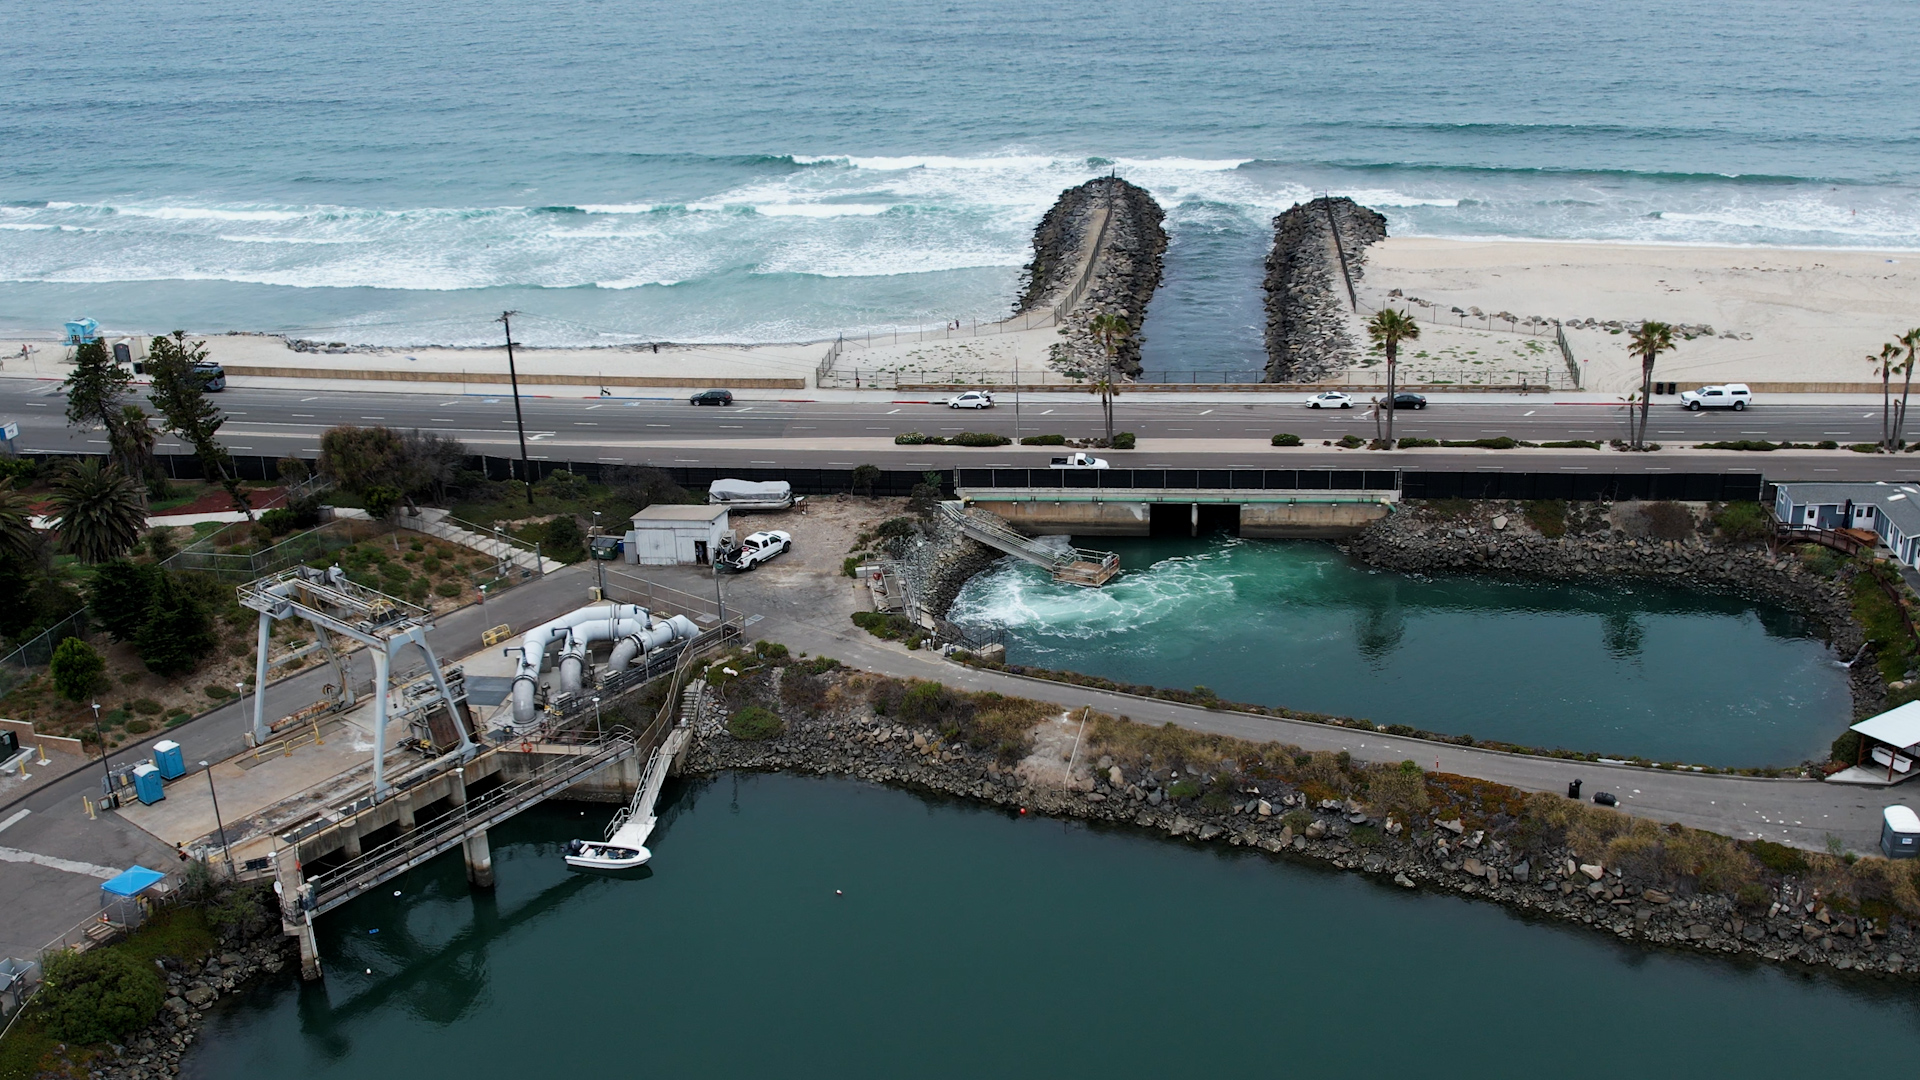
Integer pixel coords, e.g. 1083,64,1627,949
941,503,1121,587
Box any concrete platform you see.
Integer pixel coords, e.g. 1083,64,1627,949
1826,765,1920,787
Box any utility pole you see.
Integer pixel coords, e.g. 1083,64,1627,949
498,311,534,505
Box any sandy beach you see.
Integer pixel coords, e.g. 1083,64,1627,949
1358,238,1920,396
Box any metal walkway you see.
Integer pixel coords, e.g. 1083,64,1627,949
941,502,1120,586
305,730,636,916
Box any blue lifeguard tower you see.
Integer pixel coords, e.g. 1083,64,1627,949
63,318,99,345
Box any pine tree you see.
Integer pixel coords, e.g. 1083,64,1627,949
135,571,216,677
89,559,163,641
146,332,252,518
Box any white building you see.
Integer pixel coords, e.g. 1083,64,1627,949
625,505,730,565
1772,481,1920,568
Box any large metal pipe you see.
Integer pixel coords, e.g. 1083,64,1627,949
509,603,646,723
558,615,650,691
606,614,700,673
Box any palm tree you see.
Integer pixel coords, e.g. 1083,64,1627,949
1366,308,1420,444
1873,342,1902,450
109,404,158,487
1625,322,1677,449
47,459,147,563
1087,313,1130,446
0,480,36,561
1896,328,1920,450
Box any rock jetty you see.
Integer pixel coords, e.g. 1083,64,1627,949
1262,196,1387,382
1016,176,1167,378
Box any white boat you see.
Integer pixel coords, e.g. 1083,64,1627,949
565,810,655,871
565,741,674,873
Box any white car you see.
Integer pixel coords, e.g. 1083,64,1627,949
1679,383,1752,411
1306,391,1354,409
947,391,995,409
723,530,792,571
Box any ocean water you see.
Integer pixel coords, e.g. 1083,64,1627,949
947,537,1849,766
3,0,1919,354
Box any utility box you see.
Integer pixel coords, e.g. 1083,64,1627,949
0,729,18,762
151,740,185,780
131,763,165,806
1882,806,1920,859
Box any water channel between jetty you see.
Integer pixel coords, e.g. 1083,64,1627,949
948,537,1850,768
179,773,1918,1078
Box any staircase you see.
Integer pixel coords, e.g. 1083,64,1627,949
941,503,1120,587
400,508,565,575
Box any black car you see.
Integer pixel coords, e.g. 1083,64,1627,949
1387,392,1426,410
689,389,734,406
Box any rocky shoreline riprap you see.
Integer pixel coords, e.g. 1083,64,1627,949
74,935,292,1080
685,676,1920,978
1263,196,1386,383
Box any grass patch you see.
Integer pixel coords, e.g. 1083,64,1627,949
1524,499,1567,537
727,705,784,741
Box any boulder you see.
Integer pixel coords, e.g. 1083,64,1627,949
1579,863,1605,881
1394,872,1416,889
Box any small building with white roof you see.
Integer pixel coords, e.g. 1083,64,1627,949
1831,701,1920,785
1772,481,1920,568
624,504,730,566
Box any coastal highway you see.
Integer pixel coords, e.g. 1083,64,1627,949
6,380,1920,476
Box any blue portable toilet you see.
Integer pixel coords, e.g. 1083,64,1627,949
131,763,165,805
1882,806,1920,859
151,740,185,781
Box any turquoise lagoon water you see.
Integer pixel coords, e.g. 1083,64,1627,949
948,537,1850,766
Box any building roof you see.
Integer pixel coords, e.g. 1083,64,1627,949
1775,481,1898,505
101,866,166,897
1852,701,1920,751
631,504,729,524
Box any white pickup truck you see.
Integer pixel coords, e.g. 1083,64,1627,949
721,530,791,571
1679,383,1752,411
1049,452,1109,470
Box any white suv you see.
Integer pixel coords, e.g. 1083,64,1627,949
1679,384,1751,411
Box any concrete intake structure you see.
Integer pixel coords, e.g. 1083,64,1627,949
959,488,1396,539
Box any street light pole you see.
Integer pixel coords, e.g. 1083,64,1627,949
90,701,111,791
713,560,726,626
498,311,534,506
199,760,234,877
591,511,606,597
592,695,602,739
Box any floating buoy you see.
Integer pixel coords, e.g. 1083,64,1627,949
1019,808,1027,815
835,889,843,896
365,969,373,975
393,890,401,897
369,928,379,934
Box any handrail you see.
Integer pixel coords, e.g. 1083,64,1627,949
308,728,635,912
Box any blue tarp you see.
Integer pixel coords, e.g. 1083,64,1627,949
100,866,165,897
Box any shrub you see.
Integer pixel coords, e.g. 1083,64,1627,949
1711,501,1773,542
434,581,463,598
543,515,586,562
1109,432,1136,450
1850,443,1882,454
1336,434,1365,449
37,947,165,1045
1525,499,1568,538
1748,838,1809,876
89,559,163,642
1020,434,1067,446
1440,436,1527,450
842,556,861,578
1396,437,1439,448
851,463,881,495
875,517,918,540
1832,728,1862,765
754,640,789,661
51,637,107,703
204,684,234,699
893,432,932,445
144,527,178,561
125,718,152,734
851,610,924,645
1538,439,1602,449
259,507,298,536
952,432,1010,447
1270,433,1303,447
780,670,826,715
1641,501,1695,541
727,705,783,741
131,697,163,715
1166,779,1201,800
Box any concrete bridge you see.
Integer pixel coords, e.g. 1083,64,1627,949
955,467,1398,538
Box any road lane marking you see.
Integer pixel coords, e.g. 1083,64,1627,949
0,846,120,880
301,396,320,402
887,408,901,414
438,400,459,406
1523,410,1536,416
1200,409,1214,415
1042,409,1055,415
292,413,314,417
0,808,28,834
585,404,605,410
573,422,599,426
430,418,454,422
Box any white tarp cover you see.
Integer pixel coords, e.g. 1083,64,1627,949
709,479,791,503
1852,701,1920,751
